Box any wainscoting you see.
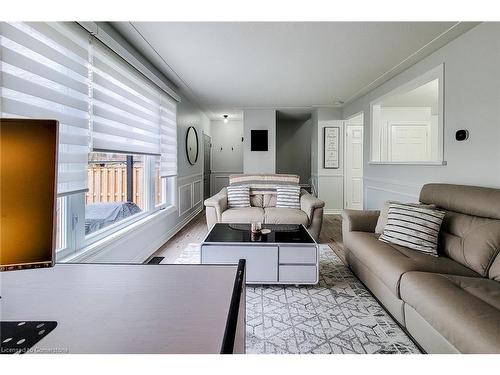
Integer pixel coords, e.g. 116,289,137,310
317,174,344,214
363,176,421,209
178,173,203,217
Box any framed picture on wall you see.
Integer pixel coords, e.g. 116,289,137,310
323,127,339,169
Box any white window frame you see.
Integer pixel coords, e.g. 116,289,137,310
56,154,178,261
369,64,445,165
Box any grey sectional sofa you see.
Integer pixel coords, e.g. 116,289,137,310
342,183,500,353
204,174,325,240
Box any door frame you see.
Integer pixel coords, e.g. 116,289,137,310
202,132,212,201
343,112,364,210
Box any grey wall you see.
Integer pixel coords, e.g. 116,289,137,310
276,117,311,184
211,120,244,173
243,109,276,174
342,22,500,209
177,96,210,177
310,107,344,213
75,23,211,263
210,119,244,193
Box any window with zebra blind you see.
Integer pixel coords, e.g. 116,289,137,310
0,22,179,258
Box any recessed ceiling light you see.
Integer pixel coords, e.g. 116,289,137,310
223,114,229,123
332,100,344,106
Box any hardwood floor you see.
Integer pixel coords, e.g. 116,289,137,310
148,212,346,264
149,212,208,263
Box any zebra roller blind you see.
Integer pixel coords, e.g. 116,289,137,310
0,22,179,195
0,22,91,196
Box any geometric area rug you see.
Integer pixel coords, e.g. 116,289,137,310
161,244,421,354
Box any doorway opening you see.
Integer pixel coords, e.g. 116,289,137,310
344,113,364,210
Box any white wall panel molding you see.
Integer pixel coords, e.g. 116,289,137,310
192,179,202,207
364,176,421,210
178,182,193,217
178,172,203,182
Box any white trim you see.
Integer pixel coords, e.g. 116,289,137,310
363,176,421,190
324,209,343,215
192,179,203,207
130,207,202,263
369,64,445,164
178,182,193,217
368,161,447,166
60,205,177,263
365,185,419,200
178,173,203,182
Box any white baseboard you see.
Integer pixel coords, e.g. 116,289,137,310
324,209,343,215
143,207,203,262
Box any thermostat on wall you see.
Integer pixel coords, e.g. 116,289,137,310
455,130,469,141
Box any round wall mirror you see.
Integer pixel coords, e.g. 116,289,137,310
186,126,199,165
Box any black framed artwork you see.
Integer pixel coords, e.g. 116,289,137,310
250,130,268,151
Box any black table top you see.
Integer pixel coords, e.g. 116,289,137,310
204,223,315,244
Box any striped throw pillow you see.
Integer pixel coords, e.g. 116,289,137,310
226,185,251,208
379,202,446,256
276,185,301,209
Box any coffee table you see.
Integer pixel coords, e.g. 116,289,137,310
201,223,318,284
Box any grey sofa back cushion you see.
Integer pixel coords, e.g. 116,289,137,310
439,211,500,277
250,194,277,208
420,183,500,278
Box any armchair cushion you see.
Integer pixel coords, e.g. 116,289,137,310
204,188,228,222
342,209,380,233
300,191,325,222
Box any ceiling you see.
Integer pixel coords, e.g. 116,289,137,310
380,79,439,108
112,22,477,120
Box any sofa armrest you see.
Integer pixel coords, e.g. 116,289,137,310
204,188,228,223
341,209,380,233
300,191,325,221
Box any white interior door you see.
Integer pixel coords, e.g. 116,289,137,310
389,124,430,162
344,125,364,210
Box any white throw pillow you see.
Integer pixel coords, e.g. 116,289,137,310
276,185,301,210
375,200,436,234
379,202,446,256
227,185,251,208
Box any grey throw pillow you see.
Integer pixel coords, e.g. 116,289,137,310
375,200,436,234
276,185,301,209
379,202,446,256
227,185,251,208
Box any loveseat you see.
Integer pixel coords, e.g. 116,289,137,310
342,183,500,353
204,174,325,240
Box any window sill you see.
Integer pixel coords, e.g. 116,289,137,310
368,161,447,166
59,205,177,263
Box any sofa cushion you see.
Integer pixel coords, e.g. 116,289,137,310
400,272,500,353
250,194,263,207
438,211,500,277
420,183,500,277
346,232,479,297
420,183,500,220
379,202,445,256
263,207,309,225
276,185,301,209
375,200,436,234
221,207,264,223
263,194,277,208
489,254,500,281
